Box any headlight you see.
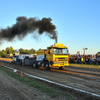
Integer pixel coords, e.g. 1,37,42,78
65,61,68,63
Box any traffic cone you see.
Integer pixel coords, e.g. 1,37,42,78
97,66,99,70
20,70,23,77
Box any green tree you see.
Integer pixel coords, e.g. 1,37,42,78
30,49,36,54
19,48,37,54
5,46,14,54
25,49,31,54
1,51,7,57
9,46,14,54
6,47,10,54
19,48,25,54
0,50,2,57
32,49,36,54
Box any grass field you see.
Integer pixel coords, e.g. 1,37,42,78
69,63,99,69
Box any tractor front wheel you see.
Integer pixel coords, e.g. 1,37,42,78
45,62,51,70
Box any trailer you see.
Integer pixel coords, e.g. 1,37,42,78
13,54,36,65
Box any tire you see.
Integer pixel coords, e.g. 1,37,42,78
45,62,51,70
59,66,64,70
33,62,36,68
20,61,22,65
33,62,38,68
41,61,45,67
13,61,15,64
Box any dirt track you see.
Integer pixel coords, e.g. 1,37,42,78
0,61,100,100
0,68,60,100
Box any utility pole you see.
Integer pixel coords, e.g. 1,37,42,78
82,48,88,55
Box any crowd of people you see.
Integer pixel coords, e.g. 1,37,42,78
69,54,100,65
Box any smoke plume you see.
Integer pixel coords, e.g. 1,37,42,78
0,16,57,43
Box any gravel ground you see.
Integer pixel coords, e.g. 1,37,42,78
0,66,79,100
0,69,64,100
0,61,100,100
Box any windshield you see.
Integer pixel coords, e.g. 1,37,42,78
53,48,68,55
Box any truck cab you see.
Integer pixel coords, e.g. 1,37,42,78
45,43,69,69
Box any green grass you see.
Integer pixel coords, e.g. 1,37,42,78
0,67,57,96
0,66,75,100
69,63,99,69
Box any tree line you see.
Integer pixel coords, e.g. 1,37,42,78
0,46,36,57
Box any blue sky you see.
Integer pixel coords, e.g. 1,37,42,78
0,0,100,55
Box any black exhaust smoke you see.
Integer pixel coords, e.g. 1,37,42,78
0,16,57,43
55,38,57,43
